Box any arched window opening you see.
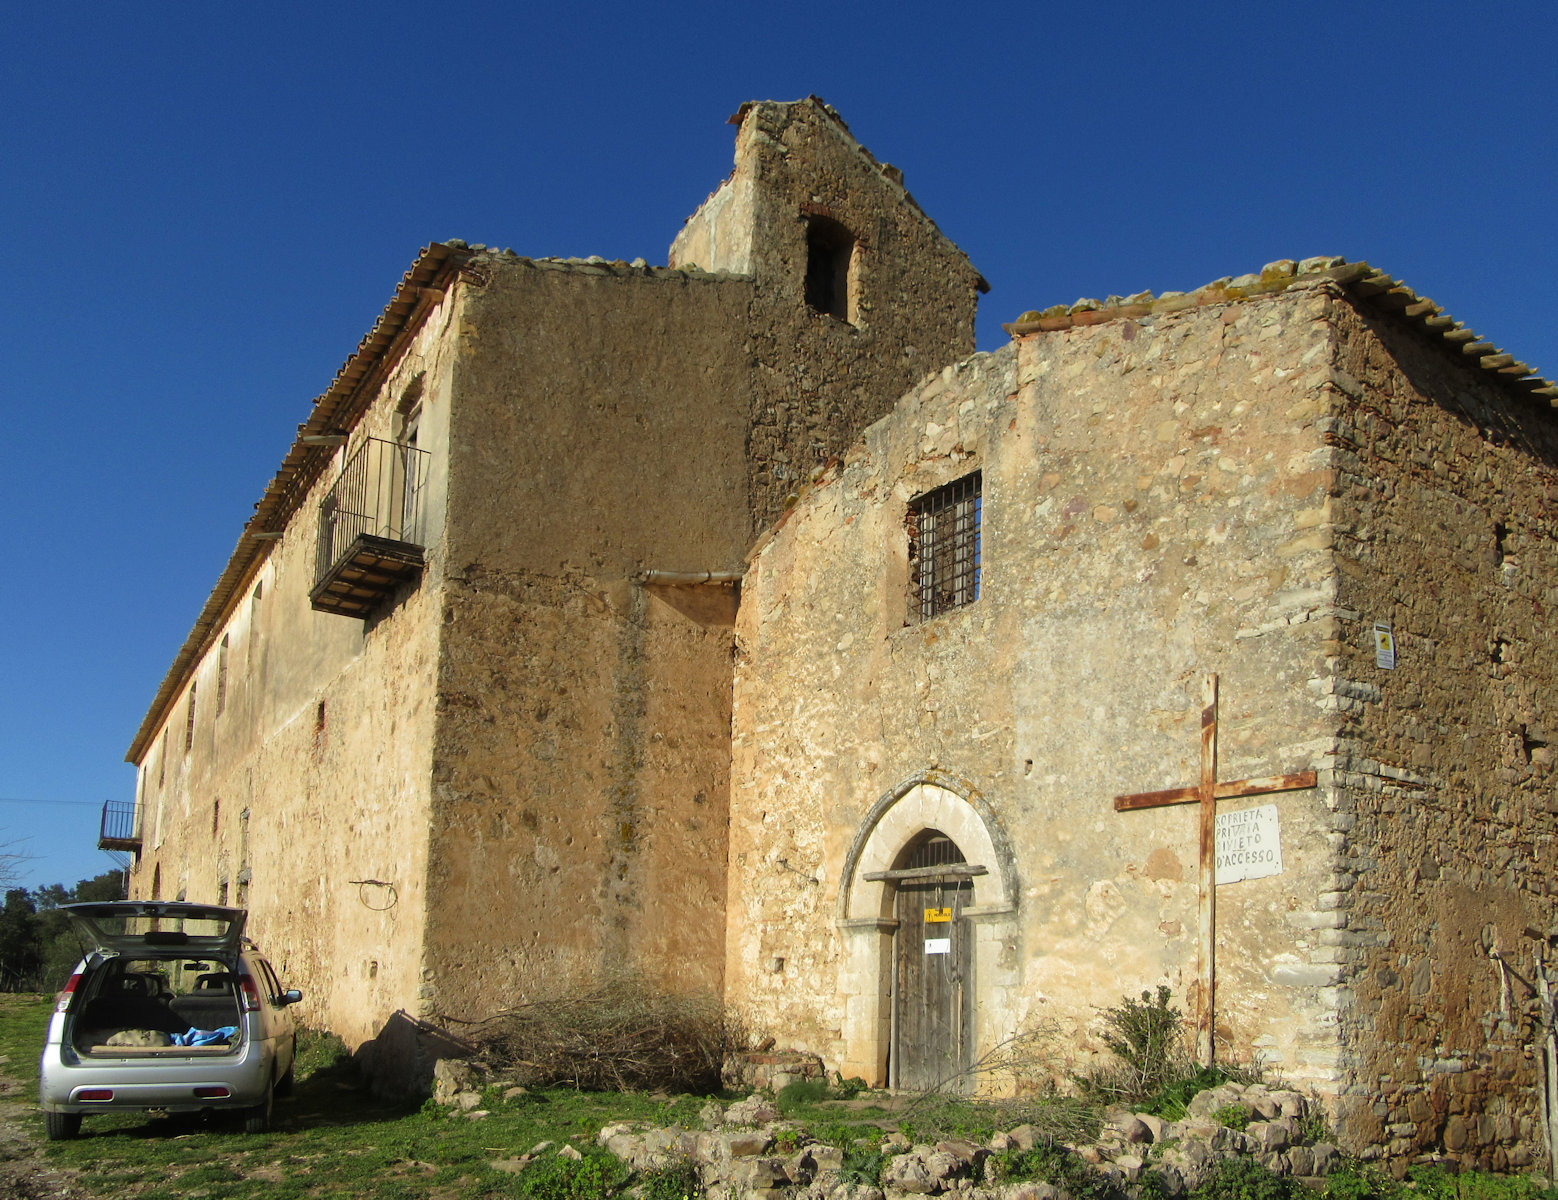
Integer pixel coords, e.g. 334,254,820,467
805,215,856,322
897,830,967,871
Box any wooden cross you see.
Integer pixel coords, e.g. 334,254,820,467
1114,674,1316,1066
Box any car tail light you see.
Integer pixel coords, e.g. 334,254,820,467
55,973,81,1013
238,974,262,1013
77,1089,114,1102
193,1086,230,1099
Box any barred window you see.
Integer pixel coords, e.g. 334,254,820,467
907,471,982,622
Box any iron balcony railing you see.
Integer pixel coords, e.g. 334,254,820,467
314,438,429,583
99,800,141,851
310,437,431,618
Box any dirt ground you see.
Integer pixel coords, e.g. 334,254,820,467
0,1050,88,1199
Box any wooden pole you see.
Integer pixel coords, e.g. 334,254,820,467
1197,674,1219,1068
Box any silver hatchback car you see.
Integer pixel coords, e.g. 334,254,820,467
39,902,303,1138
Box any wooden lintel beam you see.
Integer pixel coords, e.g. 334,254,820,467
1114,770,1318,812
862,863,989,883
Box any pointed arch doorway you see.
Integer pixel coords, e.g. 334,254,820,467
835,777,1019,1090
890,831,975,1089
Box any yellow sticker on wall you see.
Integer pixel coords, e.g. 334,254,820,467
924,907,952,923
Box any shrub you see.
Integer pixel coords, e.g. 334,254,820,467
1099,987,1187,1095
460,971,741,1093
775,1078,829,1112
1078,986,1197,1107
1209,1102,1250,1131
515,1150,630,1200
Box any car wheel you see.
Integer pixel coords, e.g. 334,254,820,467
275,1036,297,1097
242,1079,274,1134
45,1111,82,1141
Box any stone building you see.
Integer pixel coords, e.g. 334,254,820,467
115,97,985,1080
114,98,1557,1168
727,261,1558,1170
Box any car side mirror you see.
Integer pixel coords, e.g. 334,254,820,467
281,989,303,1006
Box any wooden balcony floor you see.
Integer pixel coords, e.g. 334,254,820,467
310,534,424,617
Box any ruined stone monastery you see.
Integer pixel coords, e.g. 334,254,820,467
116,98,1558,1170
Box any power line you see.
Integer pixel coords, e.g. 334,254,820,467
0,797,103,808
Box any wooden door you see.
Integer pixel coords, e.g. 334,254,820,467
892,834,974,1091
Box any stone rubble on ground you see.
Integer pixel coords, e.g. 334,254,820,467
580,1083,1348,1200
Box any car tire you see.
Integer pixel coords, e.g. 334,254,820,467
242,1079,274,1134
45,1111,82,1141
275,1036,297,1097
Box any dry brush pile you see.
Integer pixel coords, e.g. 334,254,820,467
447,972,744,1094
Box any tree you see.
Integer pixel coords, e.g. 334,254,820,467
0,868,126,992
0,889,45,990
0,838,29,892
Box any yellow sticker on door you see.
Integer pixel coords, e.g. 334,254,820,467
924,907,952,923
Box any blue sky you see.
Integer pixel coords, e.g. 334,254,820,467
2,2,1554,892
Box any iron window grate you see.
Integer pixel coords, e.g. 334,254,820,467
907,471,982,622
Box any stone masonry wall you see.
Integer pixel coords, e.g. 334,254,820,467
128,283,467,1066
729,289,1350,1092
1322,299,1558,1171
672,99,983,533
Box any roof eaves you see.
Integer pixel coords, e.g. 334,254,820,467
124,240,472,764
1002,257,1557,410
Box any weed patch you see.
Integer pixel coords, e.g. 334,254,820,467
986,1141,1108,1198
899,1093,1100,1147
774,1078,829,1112
1209,1102,1250,1130
515,1149,631,1200
1191,1155,1309,1200
838,1144,890,1187
636,1155,701,1200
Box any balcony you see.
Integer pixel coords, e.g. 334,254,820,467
98,800,141,853
310,437,430,618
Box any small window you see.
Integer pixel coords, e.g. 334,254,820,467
805,215,855,322
216,635,229,716
907,471,982,622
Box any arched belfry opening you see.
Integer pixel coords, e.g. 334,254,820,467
804,214,856,323
834,778,1019,1090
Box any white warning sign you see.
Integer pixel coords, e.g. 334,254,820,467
1215,804,1283,885
924,938,951,955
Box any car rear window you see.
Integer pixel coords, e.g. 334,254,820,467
70,908,243,951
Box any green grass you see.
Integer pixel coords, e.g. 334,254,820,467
8,993,1558,1200
0,993,719,1199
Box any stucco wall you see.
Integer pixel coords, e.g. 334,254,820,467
420,259,753,1020
729,290,1349,1092
128,285,465,1059
1323,302,1558,1170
